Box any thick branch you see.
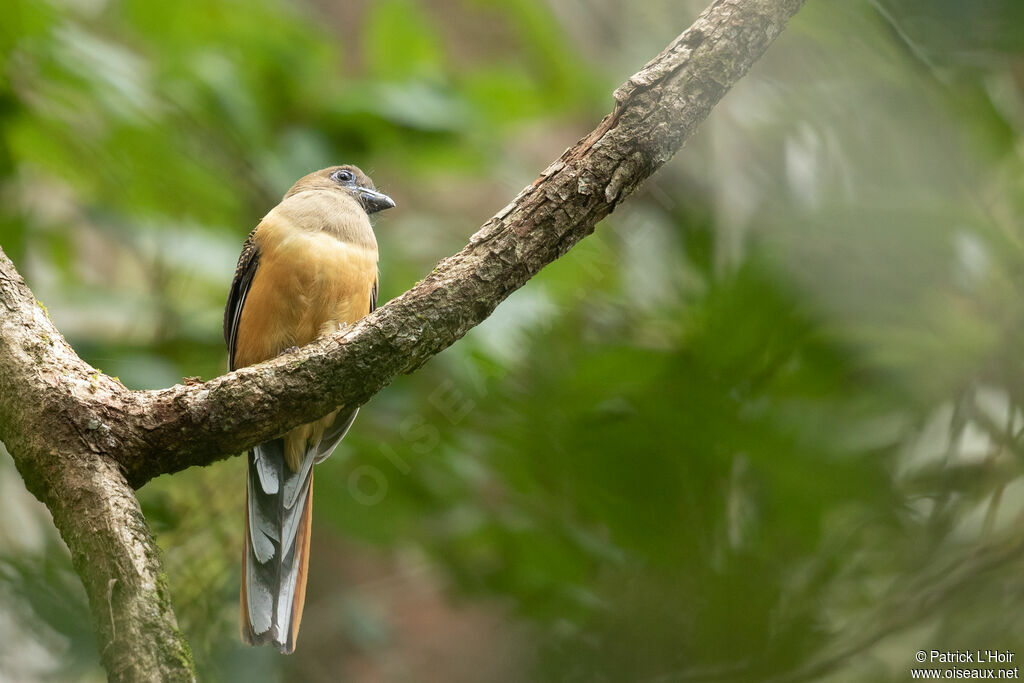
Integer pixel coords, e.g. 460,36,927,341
128,0,802,487
0,0,804,679
0,261,194,679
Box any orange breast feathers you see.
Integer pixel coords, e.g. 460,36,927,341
232,194,379,370
232,193,378,470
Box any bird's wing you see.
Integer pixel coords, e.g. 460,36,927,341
224,228,261,371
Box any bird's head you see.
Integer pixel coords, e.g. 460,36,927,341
285,165,396,214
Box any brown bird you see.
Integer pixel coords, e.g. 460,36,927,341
224,165,394,653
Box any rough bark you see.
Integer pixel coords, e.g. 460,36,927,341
0,263,194,680
0,0,805,679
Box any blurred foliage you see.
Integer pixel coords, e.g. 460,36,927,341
2,0,1024,681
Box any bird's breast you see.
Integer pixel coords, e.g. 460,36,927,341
233,212,378,369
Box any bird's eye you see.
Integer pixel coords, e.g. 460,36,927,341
331,169,355,184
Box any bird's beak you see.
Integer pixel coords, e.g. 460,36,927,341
359,188,396,214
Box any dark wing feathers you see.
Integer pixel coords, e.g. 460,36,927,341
224,229,261,371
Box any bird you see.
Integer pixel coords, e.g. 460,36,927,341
223,165,394,653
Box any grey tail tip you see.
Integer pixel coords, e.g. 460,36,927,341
243,626,295,654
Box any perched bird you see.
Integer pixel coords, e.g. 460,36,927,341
224,165,394,653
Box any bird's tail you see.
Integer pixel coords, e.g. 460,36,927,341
240,438,314,654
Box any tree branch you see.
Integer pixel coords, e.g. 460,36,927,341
0,258,194,679
0,0,805,679
80,0,805,490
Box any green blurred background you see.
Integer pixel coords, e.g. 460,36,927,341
3,0,1024,681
